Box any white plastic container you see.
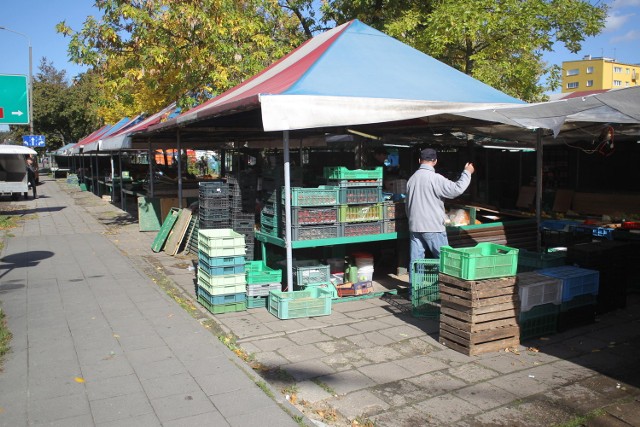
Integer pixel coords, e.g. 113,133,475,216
517,271,563,312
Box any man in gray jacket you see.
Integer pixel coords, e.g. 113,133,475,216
406,148,474,293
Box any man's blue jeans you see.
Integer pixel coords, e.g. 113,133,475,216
409,231,448,296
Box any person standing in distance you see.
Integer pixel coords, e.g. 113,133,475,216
405,148,474,289
25,156,38,199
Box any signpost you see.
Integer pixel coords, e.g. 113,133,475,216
0,74,29,125
22,135,45,147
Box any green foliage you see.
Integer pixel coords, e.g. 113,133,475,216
57,0,307,121
321,0,607,101
0,306,12,364
7,60,101,150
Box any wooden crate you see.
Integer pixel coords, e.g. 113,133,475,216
438,273,520,356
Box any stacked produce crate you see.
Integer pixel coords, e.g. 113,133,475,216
197,229,247,314
245,261,282,309
199,181,230,229
411,259,440,318
227,174,257,260
438,243,520,356
326,166,385,238
537,265,599,331
291,260,337,298
516,272,563,340
566,241,628,314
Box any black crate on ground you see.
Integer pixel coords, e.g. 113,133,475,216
200,209,231,223
199,218,231,230
199,181,229,197
557,304,596,332
199,196,230,211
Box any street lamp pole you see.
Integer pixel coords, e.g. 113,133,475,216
0,26,34,135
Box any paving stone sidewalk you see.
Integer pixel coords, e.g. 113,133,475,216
0,177,306,427
4,176,639,427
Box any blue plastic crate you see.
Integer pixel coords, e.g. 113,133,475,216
198,253,246,268
539,219,581,231
573,224,614,240
537,265,599,302
196,287,246,305
198,261,245,276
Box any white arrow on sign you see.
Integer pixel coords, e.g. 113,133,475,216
11,110,24,116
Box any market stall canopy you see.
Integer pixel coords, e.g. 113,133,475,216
0,144,37,155
100,103,180,151
455,86,640,144
70,125,112,155
148,19,524,136
54,142,76,156
82,117,136,153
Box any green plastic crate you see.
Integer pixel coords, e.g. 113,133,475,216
519,303,559,341
246,261,283,284
197,295,246,314
198,228,245,248
411,259,440,318
247,296,268,309
517,250,566,272
339,204,383,223
323,166,383,181
268,287,332,319
286,186,340,207
440,243,519,280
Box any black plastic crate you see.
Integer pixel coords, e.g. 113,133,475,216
557,304,596,332
200,209,231,221
199,181,229,197
199,197,230,210
199,218,231,229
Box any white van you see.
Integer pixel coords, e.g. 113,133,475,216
0,145,37,200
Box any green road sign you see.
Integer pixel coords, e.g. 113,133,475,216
0,74,29,125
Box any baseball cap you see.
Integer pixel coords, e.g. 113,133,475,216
420,148,437,161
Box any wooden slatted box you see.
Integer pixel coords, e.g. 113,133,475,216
438,273,520,356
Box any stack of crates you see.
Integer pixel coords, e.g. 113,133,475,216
566,241,628,314
517,249,566,273
537,265,599,331
197,229,247,314
199,181,230,229
438,243,520,356
325,166,385,238
516,272,563,341
284,187,342,240
411,259,440,318
227,174,257,260
539,219,591,249
291,260,337,298
245,261,282,309
382,200,408,234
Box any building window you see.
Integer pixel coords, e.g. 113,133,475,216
567,82,579,89
613,80,622,86
626,68,630,74
586,80,593,87
614,66,622,73
586,66,594,74
567,68,579,76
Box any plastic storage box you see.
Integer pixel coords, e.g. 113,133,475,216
517,272,562,312
440,243,519,280
268,287,332,319
517,250,566,272
518,303,559,341
323,166,383,181
246,261,283,284
292,260,331,286
537,265,599,302
411,259,440,318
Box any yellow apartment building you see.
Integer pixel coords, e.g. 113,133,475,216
561,56,640,93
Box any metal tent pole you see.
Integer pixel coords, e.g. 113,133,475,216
535,129,543,252
119,153,124,209
283,130,293,289
148,138,154,197
177,130,183,208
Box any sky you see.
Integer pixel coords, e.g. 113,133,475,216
1,0,639,131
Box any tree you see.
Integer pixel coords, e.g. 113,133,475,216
8,59,101,151
320,0,607,101
57,0,306,121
